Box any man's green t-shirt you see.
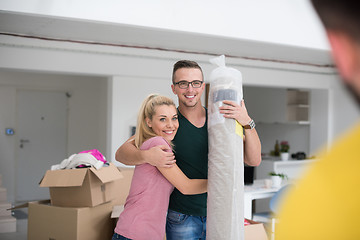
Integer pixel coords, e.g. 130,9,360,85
168,108,208,216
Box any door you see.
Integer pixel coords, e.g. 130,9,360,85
16,90,68,202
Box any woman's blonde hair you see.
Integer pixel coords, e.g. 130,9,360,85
134,94,176,148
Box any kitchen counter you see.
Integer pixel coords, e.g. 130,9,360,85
256,158,316,180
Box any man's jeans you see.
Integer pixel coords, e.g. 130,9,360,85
112,233,132,240
166,209,206,240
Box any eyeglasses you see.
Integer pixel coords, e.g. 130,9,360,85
174,80,204,89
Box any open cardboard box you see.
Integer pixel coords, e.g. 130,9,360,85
12,200,113,240
7,166,136,240
39,163,123,207
111,167,134,205
245,219,269,240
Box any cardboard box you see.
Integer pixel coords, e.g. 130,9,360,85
0,202,12,217
0,187,7,202
112,167,134,205
0,216,16,233
110,205,124,229
245,219,269,240
17,200,114,240
39,163,123,207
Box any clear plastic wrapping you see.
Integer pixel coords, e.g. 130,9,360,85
206,55,244,240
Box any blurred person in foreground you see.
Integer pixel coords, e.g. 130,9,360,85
276,0,360,239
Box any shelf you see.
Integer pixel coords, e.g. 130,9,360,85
287,104,309,108
257,121,310,125
287,89,310,122
287,90,309,105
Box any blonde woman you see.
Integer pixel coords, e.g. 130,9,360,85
112,94,207,240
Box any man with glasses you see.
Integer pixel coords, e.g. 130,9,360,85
116,60,261,239
174,80,203,89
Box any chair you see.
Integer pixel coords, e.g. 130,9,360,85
252,185,292,239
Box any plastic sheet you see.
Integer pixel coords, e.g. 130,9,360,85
206,55,244,240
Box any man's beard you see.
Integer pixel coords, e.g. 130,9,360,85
345,83,360,107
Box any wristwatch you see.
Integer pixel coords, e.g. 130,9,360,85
244,119,256,129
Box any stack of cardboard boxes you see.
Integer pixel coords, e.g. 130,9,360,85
11,163,268,239
13,163,134,240
0,173,17,233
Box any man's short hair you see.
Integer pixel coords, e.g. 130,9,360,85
172,60,203,84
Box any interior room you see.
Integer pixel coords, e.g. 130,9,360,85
1,1,360,239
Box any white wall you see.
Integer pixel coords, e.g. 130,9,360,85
0,0,329,50
0,70,107,202
0,33,359,203
108,76,179,167
310,89,330,154
1,34,357,158
331,81,360,137
0,86,16,202
243,86,330,158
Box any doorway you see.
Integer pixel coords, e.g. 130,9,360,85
15,90,68,202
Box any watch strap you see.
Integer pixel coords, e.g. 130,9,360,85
244,119,256,129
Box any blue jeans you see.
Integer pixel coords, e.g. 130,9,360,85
166,209,206,240
112,233,132,240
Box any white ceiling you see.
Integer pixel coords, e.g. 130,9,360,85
0,10,333,68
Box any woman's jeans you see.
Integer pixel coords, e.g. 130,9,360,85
112,233,132,240
166,209,206,240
